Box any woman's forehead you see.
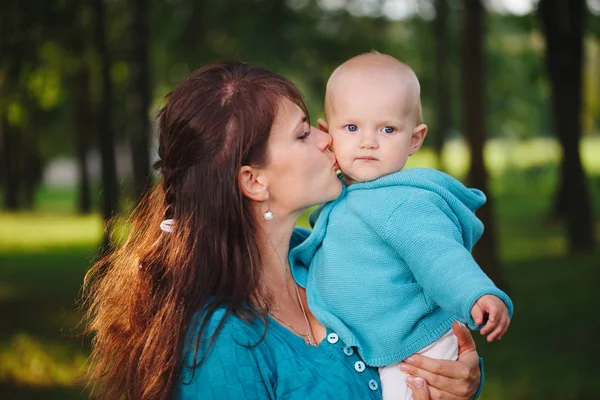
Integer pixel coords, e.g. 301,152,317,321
273,98,306,133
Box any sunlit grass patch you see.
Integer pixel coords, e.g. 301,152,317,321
0,213,103,251
0,333,87,388
0,212,132,252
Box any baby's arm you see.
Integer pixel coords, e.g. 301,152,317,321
471,295,511,341
384,192,513,329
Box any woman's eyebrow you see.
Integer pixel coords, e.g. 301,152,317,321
292,115,308,132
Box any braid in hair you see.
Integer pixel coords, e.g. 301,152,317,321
161,168,176,221
153,136,176,222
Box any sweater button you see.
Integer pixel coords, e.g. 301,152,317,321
368,379,379,391
327,333,339,344
354,361,366,372
343,346,354,356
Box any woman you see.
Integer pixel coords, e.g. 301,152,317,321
84,61,482,400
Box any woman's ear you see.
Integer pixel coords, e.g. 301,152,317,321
409,124,428,156
318,118,329,133
238,165,269,201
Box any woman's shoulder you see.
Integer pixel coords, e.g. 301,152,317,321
184,306,267,354
178,307,272,396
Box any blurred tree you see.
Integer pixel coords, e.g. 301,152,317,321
21,100,42,209
0,115,20,210
68,0,93,214
129,0,152,202
2,0,74,211
461,0,508,290
434,0,452,170
0,0,46,211
92,0,119,248
485,13,549,141
539,0,595,251
0,0,26,210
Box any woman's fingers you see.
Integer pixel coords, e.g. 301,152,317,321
427,384,468,400
400,362,465,397
404,354,470,380
406,374,470,400
403,323,480,399
406,376,430,400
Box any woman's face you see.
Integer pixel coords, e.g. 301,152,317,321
262,98,341,215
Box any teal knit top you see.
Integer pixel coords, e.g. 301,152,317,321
177,309,384,399
290,168,513,367
176,226,485,399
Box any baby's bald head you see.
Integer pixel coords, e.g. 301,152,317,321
324,52,422,125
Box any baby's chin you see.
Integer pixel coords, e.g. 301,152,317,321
342,170,386,184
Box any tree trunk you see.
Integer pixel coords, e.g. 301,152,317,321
539,0,594,252
0,1,24,211
1,116,20,210
22,105,41,210
73,65,93,214
129,0,152,202
434,0,451,171
92,0,119,250
461,0,508,291
71,0,92,214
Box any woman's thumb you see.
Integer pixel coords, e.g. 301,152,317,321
406,376,429,400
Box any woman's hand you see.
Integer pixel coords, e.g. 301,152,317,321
400,322,481,399
407,376,431,400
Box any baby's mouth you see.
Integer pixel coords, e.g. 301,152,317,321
356,156,378,161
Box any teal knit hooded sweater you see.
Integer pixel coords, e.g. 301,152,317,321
290,168,513,367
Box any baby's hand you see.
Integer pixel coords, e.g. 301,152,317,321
470,295,510,342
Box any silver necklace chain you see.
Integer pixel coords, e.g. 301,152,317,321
268,283,317,346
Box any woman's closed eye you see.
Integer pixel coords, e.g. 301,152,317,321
381,126,397,134
298,130,311,140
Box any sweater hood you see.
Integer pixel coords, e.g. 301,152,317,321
347,168,486,212
346,168,486,248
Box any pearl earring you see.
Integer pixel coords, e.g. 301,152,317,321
263,209,274,220
263,196,273,220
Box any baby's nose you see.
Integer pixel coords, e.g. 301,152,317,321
360,133,379,149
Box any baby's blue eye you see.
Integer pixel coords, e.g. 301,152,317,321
345,124,358,132
381,126,396,134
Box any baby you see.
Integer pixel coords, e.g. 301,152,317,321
290,52,513,400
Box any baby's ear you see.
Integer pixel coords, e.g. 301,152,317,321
409,124,428,156
317,118,329,133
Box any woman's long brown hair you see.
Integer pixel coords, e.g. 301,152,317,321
82,61,308,399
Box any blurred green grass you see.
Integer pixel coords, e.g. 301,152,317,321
1,140,600,399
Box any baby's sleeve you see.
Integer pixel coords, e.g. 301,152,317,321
177,320,274,400
383,192,513,328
